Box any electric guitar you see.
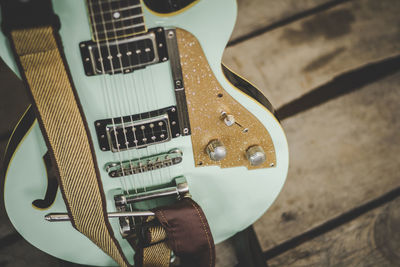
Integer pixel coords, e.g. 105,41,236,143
0,0,288,265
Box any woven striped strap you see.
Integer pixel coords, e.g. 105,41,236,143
134,219,171,267
10,26,131,267
142,229,171,267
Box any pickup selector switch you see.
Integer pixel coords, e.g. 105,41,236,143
246,145,266,166
221,111,235,127
206,140,227,161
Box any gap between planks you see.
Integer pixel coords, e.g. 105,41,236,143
263,185,400,260
276,53,400,120
228,0,353,47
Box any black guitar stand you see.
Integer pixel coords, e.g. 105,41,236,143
231,226,268,267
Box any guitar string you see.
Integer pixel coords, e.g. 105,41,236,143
136,15,168,187
97,0,151,226
121,0,161,192
137,25,173,188
136,43,164,188
144,56,171,186
100,0,153,220
112,0,141,194
104,0,142,196
146,28,173,185
116,0,156,193
130,1,172,187
98,1,145,203
120,0,173,198
108,0,163,210
103,0,155,229
117,0,160,223
87,0,130,195
133,3,173,186
120,0,159,194
91,0,177,208
95,0,133,196
128,1,173,190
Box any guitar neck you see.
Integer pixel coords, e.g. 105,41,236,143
86,0,147,41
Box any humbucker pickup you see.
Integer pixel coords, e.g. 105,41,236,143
79,27,168,76
95,106,187,152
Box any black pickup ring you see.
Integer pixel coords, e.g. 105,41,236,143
80,27,168,76
95,106,182,152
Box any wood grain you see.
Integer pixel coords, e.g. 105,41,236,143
268,197,400,266
0,0,399,265
253,70,400,252
223,0,400,107
231,0,332,41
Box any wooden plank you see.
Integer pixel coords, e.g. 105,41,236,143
253,70,400,251
223,0,400,107
267,196,400,266
0,0,399,263
231,0,332,41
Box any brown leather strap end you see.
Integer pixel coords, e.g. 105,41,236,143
153,198,215,267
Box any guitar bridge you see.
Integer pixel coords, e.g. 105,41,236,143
105,149,183,177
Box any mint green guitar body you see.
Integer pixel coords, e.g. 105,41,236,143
0,0,288,265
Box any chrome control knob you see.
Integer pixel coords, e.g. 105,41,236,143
206,139,227,161
246,145,266,166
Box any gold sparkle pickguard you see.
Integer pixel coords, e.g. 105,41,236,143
177,29,276,170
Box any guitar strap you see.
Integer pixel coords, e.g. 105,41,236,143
1,1,215,266
134,198,216,267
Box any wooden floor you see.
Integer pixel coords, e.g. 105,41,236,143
1,0,400,266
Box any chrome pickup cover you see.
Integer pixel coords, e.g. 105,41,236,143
95,106,183,152
105,149,183,177
106,113,171,152
79,27,168,76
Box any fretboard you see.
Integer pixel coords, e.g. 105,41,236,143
86,0,147,41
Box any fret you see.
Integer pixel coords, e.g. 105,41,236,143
93,16,144,33
91,4,142,16
90,0,140,11
95,26,146,42
92,13,143,26
92,0,140,6
92,7,142,24
98,23,145,34
86,0,146,41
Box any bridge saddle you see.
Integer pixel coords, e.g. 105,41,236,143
105,149,183,178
